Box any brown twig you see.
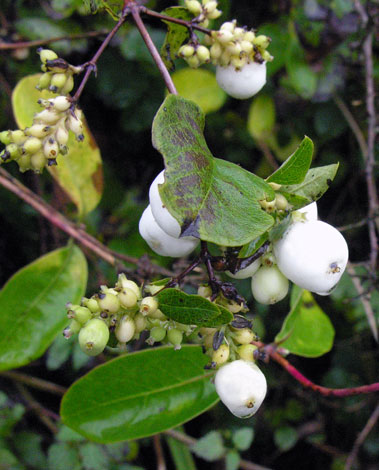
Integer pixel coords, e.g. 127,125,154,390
153,434,167,470
253,341,379,397
0,31,108,51
163,429,274,470
345,403,379,470
141,7,211,35
130,5,178,95
0,370,66,396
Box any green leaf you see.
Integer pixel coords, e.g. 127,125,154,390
231,427,254,451
274,426,298,451
166,428,197,470
160,7,192,71
238,232,268,258
79,443,109,470
172,68,227,114
48,443,81,470
152,95,275,246
12,74,103,217
280,163,339,205
0,399,25,438
157,289,232,327
191,431,225,462
61,345,218,443
82,0,123,19
267,137,314,185
0,244,87,371
275,289,335,357
0,449,25,470
247,95,276,141
225,450,240,470
13,432,47,469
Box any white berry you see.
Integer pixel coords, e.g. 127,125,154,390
139,205,199,257
251,264,289,304
149,170,182,238
216,61,267,99
226,258,261,279
295,201,318,221
273,220,348,295
214,360,267,418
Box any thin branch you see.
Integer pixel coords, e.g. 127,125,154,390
345,403,379,470
153,434,167,470
254,341,379,397
141,7,211,35
257,140,279,170
163,429,274,470
0,31,108,51
130,6,177,95
16,383,59,434
0,370,66,396
0,168,170,277
73,9,129,102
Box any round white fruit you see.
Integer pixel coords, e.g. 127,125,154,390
214,360,267,418
273,220,348,294
149,170,181,238
226,258,261,279
216,61,266,100
251,265,289,304
139,205,199,257
295,201,318,221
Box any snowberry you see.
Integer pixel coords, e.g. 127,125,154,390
149,170,182,238
251,265,289,304
115,315,136,343
273,220,348,295
78,318,109,356
214,360,267,418
295,201,318,221
216,61,267,99
226,258,261,279
118,288,138,309
139,205,199,257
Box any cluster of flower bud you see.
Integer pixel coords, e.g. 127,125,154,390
226,200,349,304
63,274,196,356
0,96,84,172
184,0,222,28
36,48,81,95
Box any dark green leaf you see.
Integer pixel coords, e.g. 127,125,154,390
61,346,218,442
238,232,268,258
0,399,25,438
267,137,314,185
13,432,47,469
157,289,232,327
247,95,276,141
0,449,25,470
166,428,197,470
269,215,292,243
48,443,81,470
160,7,192,71
47,334,74,370
280,163,339,204
276,289,335,357
79,443,109,470
231,427,254,451
0,245,87,371
273,426,298,451
201,305,233,327
225,450,240,470
191,431,225,461
152,95,275,246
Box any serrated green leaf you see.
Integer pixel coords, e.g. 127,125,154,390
172,68,227,114
267,137,314,185
191,431,225,461
61,346,218,443
0,244,87,371
247,95,276,141
12,74,103,217
157,289,232,327
275,289,335,357
280,163,339,204
152,95,275,246
160,7,192,71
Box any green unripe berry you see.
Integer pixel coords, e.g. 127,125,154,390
220,21,236,32
253,35,270,49
262,50,274,62
167,328,183,347
185,0,202,15
233,328,256,345
148,308,167,321
35,109,61,125
134,313,147,333
30,151,46,173
217,30,234,44
55,126,69,146
117,276,141,299
97,293,120,313
150,326,166,343
275,193,288,211
118,288,138,309
115,316,136,343
78,318,109,356
23,137,42,154
203,332,216,349
207,8,221,19
0,131,12,145
179,45,195,58
11,130,27,145
73,306,92,324
140,296,158,316
226,300,244,314
6,143,21,159
17,154,31,172
84,297,100,313
197,285,212,298
244,31,255,42
237,344,257,362
49,73,67,92
39,48,58,63
196,45,210,63
36,72,52,90
60,74,74,94
43,138,59,159
186,55,200,68
51,96,71,112
25,124,51,138
69,319,81,334
210,43,222,60
212,344,230,366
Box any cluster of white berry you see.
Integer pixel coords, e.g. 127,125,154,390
64,273,199,356
226,200,349,303
178,5,273,99
0,49,83,172
184,0,222,27
139,170,200,257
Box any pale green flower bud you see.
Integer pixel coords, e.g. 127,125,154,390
78,318,109,356
115,316,136,343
